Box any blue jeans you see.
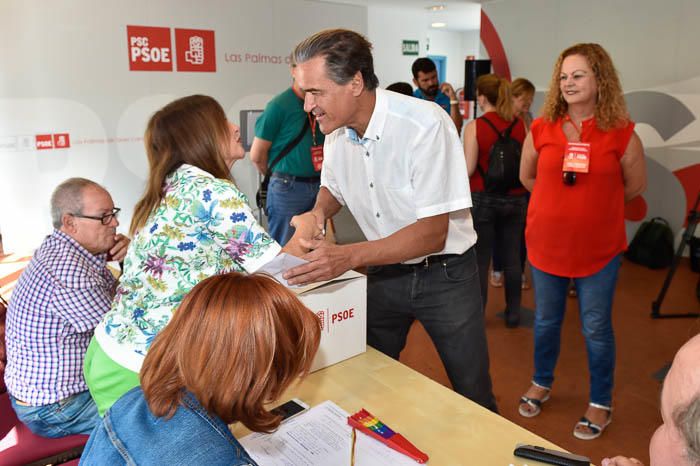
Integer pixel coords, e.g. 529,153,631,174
265,173,320,245
10,390,100,437
366,247,497,412
531,255,622,407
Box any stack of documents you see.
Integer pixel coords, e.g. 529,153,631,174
239,400,423,465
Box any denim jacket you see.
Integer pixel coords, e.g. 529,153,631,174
80,387,258,466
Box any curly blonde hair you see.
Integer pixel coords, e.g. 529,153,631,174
541,43,629,130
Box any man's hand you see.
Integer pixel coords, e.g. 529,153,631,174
108,234,130,262
601,456,645,466
283,239,353,285
440,82,457,100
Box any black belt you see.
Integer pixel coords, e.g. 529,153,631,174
271,172,320,183
392,253,461,270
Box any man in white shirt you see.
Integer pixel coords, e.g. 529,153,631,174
285,29,496,411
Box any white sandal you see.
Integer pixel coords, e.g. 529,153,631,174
518,383,551,418
573,403,612,440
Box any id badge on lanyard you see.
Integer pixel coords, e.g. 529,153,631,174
562,142,591,173
309,114,323,172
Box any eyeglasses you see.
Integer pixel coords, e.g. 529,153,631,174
71,207,121,225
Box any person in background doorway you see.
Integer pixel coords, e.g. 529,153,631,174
411,57,463,134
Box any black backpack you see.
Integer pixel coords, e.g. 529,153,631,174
477,117,522,194
625,217,675,269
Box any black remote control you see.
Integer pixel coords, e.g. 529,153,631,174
513,444,590,466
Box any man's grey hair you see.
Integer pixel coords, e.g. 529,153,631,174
675,392,700,465
292,29,379,91
50,177,103,229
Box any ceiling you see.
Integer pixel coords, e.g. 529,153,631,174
318,0,485,31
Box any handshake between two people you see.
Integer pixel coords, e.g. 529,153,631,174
283,211,355,287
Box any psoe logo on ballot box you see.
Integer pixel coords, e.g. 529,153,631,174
175,28,216,72
127,25,173,71
315,307,356,334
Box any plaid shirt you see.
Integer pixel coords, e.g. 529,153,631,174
4,230,116,405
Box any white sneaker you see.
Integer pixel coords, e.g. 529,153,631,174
490,270,503,287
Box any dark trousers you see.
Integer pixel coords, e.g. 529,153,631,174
366,247,498,412
472,192,528,315
492,193,529,272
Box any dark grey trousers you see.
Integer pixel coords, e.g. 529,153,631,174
366,247,498,412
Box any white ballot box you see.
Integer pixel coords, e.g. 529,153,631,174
295,270,367,372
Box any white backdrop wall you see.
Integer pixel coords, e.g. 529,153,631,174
0,0,366,253
483,0,700,245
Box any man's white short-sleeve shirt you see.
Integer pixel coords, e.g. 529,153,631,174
321,88,477,263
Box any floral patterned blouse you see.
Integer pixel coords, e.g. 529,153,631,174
94,164,280,372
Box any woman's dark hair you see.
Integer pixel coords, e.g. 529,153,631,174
131,95,232,236
386,82,414,96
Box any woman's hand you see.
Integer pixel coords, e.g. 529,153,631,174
284,212,325,256
290,212,324,239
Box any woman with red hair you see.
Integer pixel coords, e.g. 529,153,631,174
80,272,321,464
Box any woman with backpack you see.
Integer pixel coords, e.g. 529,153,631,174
490,77,536,290
463,74,527,328
517,43,646,440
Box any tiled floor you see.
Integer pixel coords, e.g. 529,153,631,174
2,252,698,465
400,258,700,465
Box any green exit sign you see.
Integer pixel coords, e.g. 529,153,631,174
402,40,419,56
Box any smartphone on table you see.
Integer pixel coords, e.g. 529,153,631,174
513,444,590,466
271,398,310,423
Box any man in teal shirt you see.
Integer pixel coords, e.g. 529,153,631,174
412,57,463,134
251,71,324,244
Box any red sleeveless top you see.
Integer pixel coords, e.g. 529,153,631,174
526,116,635,277
469,112,527,194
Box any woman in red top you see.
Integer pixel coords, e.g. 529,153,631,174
463,74,527,327
517,44,646,440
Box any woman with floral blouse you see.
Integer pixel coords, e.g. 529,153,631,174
84,95,319,415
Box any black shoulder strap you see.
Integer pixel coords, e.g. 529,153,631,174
503,118,519,138
267,116,311,175
480,116,504,139
480,116,518,139
0,293,6,306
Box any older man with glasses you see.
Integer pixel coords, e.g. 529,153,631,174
4,177,129,437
